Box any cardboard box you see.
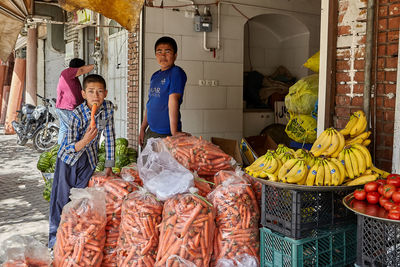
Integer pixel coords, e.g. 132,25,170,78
240,135,278,165
274,101,289,125
211,137,243,165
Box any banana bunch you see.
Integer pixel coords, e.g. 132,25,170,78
279,152,295,164
338,144,372,180
245,150,282,179
305,158,345,186
278,158,309,184
275,144,295,160
310,128,345,157
340,110,370,145
345,131,371,146
294,149,316,170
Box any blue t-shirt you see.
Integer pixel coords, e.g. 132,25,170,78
147,65,187,134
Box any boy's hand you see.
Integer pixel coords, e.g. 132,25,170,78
83,126,98,145
105,167,113,176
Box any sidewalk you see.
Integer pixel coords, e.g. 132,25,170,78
0,126,49,246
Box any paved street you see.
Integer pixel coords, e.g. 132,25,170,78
0,126,49,247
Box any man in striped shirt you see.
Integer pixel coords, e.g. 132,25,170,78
48,74,115,249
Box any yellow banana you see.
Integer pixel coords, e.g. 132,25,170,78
348,149,360,177
306,161,319,186
350,110,367,137
351,147,367,175
273,158,283,176
287,161,308,183
278,158,298,181
245,154,267,172
323,160,332,186
322,128,340,157
326,159,341,186
362,139,371,146
346,173,379,186
371,166,390,178
266,157,278,174
331,130,345,158
331,158,346,185
340,115,358,136
344,150,355,179
310,129,331,157
356,131,371,140
265,172,278,182
352,144,372,169
315,162,325,186
362,169,373,175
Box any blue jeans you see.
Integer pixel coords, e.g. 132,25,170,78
56,109,72,144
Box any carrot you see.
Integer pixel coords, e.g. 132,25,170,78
120,163,143,186
90,103,97,128
116,187,163,266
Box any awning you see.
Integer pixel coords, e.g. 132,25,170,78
58,0,145,32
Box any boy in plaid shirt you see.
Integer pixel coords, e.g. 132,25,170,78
48,74,115,248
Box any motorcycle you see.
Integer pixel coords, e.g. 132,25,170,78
12,94,59,152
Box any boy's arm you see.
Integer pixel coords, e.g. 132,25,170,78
103,104,116,169
64,112,98,153
139,109,148,146
168,93,181,135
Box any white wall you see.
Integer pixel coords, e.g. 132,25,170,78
44,38,65,100
143,0,321,141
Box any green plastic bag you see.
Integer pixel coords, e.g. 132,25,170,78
303,51,320,73
285,74,319,115
285,113,317,143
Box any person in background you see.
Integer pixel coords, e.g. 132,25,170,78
139,36,187,148
48,74,115,248
56,58,94,144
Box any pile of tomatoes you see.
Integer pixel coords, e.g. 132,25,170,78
353,174,400,220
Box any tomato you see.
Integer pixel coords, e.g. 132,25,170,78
365,204,380,217
380,196,391,207
383,184,397,199
351,199,367,213
366,192,380,204
384,200,397,211
387,176,400,187
392,191,400,203
388,212,400,220
365,182,379,193
376,179,387,186
387,174,400,179
354,189,367,201
378,185,385,196
390,205,400,213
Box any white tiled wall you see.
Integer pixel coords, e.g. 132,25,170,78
143,0,321,142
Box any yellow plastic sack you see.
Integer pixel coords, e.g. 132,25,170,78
303,51,320,73
285,74,318,115
285,113,317,143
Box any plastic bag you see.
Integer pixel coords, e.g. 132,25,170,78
285,74,319,115
194,173,214,197
53,188,106,267
0,235,51,267
303,51,320,73
137,138,194,201
216,254,259,267
162,135,235,178
88,172,119,187
120,163,143,185
208,179,260,265
116,187,163,266
91,178,138,266
156,189,215,267
166,255,197,267
285,113,317,143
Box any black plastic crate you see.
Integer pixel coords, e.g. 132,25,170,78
261,184,356,239
357,215,400,266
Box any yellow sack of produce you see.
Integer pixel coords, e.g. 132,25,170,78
303,51,320,73
285,74,318,115
285,113,317,143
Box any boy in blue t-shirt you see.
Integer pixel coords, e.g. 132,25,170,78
139,36,187,148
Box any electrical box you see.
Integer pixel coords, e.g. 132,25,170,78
194,14,212,32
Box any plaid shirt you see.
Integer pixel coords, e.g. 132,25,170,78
58,100,115,170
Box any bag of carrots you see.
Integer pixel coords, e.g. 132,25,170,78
90,178,138,267
194,175,214,197
116,187,163,266
166,255,197,267
215,254,259,267
138,138,194,201
88,172,119,187
208,178,260,266
155,189,215,267
53,188,107,267
120,163,143,186
0,235,52,267
162,135,236,178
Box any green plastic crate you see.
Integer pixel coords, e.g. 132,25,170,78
260,224,357,267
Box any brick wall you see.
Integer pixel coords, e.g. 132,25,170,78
335,0,399,171
126,25,140,150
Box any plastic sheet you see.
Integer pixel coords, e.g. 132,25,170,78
120,163,142,185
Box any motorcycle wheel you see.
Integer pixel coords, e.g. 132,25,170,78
33,126,59,152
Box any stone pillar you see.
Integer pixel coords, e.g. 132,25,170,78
0,86,10,124
0,64,6,116
26,26,37,105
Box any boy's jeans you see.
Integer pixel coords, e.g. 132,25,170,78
56,108,72,144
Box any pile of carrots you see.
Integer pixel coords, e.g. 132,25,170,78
88,172,119,187
120,163,143,186
53,190,106,267
91,178,138,267
163,135,234,178
208,177,260,265
155,193,215,267
116,188,163,266
3,258,50,267
194,176,213,197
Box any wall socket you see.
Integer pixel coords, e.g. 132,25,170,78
198,79,206,86
199,79,218,87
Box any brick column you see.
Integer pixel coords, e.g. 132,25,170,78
126,25,140,149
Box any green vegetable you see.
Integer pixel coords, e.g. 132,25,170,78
37,152,52,172
116,138,128,147
50,144,60,156
116,144,128,156
98,153,106,163
43,178,53,202
115,154,130,169
99,141,105,153
95,161,105,172
112,167,121,174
